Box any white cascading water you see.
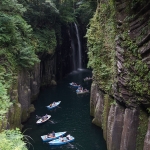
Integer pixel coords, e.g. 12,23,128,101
74,23,82,69
71,38,76,70
70,23,77,71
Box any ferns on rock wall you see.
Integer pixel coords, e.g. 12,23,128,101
86,0,116,93
86,0,150,107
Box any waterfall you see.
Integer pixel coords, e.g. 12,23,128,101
74,23,82,69
71,38,76,70
70,24,76,70
70,23,82,71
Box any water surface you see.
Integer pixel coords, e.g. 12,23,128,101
23,69,107,150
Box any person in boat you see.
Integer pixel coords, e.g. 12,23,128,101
52,131,55,137
79,85,82,89
73,82,78,85
49,103,52,107
59,136,64,142
41,116,45,122
41,114,48,122
84,77,88,80
46,132,54,138
71,82,75,85
77,87,83,93
53,101,56,106
84,89,88,92
45,114,48,118
77,86,82,90
66,134,71,140
80,87,84,92
47,133,52,138
42,116,45,120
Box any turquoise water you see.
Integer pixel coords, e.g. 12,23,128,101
23,69,107,150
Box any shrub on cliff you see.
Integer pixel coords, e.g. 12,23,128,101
0,0,39,69
0,128,28,150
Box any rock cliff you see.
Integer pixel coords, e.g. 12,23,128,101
0,53,57,131
88,0,150,149
90,82,149,150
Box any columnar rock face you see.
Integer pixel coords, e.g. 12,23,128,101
90,82,98,117
120,109,139,150
92,91,104,127
143,117,150,150
30,63,41,101
17,56,56,123
111,104,125,150
9,78,22,129
40,55,57,86
8,103,22,129
114,0,150,107
18,63,41,122
18,69,31,122
106,104,125,150
88,0,150,149
90,82,104,127
107,104,116,150
90,83,149,150
0,52,57,130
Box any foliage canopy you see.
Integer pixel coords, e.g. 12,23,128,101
0,0,97,149
0,128,28,150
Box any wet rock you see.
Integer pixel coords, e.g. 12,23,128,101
120,108,139,150
51,80,57,85
92,91,104,127
90,82,99,117
143,117,150,150
111,104,125,150
29,104,35,113
107,104,116,150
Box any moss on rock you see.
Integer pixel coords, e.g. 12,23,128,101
29,104,35,113
136,109,148,150
102,94,113,141
21,109,29,123
9,103,22,130
90,82,97,117
51,80,57,86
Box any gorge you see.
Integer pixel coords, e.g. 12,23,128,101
0,0,150,150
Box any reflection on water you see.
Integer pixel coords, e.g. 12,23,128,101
23,69,107,150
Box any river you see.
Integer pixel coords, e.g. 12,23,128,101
23,69,107,150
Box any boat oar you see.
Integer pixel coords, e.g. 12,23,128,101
36,115,41,119
67,142,74,147
57,106,61,108
49,120,55,124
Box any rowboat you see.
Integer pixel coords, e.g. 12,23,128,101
41,131,67,142
36,115,51,124
46,101,61,110
84,77,92,81
76,90,89,95
49,135,75,146
69,83,80,88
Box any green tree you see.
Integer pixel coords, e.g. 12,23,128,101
0,128,28,150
